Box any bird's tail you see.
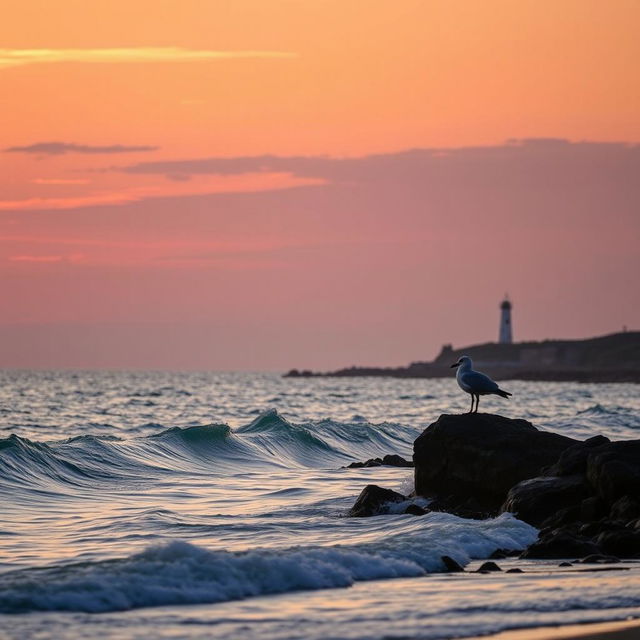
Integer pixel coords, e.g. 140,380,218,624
496,389,512,399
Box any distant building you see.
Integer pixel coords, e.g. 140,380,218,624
499,296,513,344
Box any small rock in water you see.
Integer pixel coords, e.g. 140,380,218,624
559,561,573,567
441,555,465,572
476,561,502,572
404,504,429,516
381,454,414,468
506,568,524,573
579,554,620,564
489,548,519,559
348,485,406,517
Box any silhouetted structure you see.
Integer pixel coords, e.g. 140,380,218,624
499,296,513,344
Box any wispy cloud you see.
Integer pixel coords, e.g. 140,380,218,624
31,178,91,185
7,142,158,155
0,173,325,211
0,47,297,69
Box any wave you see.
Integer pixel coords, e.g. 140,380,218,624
0,410,419,494
0,513,537,614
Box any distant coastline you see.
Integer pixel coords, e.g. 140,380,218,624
284,331,640,383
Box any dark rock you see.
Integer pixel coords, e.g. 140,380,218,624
426,495,490,520
404,504,429,516
583,441,640,503
347,455,413,469
348,485,406,517
521,532,600,559
441,555,465,572
578,518,627,538
489,548,519,559
413,414,578,512
381,454,414,468
539,505,583,531
506,568,524,573
503,475,589,526
546,435,611,476
609,495,640,522
579,554,620,564
539,522,582,541
580,496,607,521
559,562,573,567
595,530,640,557
477,561,502,572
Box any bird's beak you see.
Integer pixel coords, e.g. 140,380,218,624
450,362,459,368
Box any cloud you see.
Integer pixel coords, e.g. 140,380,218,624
116,139,640,183
31,178,91,185
0,48,297,69
6,142,158,155
0,173,325,211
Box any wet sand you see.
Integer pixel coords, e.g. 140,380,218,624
471,618,640,640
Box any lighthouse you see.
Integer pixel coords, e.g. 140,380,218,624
499,296,513,344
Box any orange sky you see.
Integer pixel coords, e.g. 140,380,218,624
0,1,639,369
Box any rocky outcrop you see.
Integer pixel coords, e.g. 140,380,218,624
502,476,590,525
348,485,406,517
503,436,640,558
346,454,413,469
413,413,577,515
347,413,640,558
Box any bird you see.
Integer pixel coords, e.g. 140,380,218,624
450,355,512,413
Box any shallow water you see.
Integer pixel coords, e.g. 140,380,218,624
1,372,639,638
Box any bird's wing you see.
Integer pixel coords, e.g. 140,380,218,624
460,370,499,393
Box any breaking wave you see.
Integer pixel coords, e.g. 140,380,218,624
0,410,419,493
0,513,537,614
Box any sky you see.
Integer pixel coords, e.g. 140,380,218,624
1,0,639,370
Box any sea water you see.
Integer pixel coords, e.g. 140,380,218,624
0,372,639,639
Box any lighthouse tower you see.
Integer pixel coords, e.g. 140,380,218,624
499,296,513,344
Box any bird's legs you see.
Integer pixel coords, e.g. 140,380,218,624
475,395,480,413
468,393,474,413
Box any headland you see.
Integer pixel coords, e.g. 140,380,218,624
285,331,640,383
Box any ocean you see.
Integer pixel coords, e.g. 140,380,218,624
1,371,639,639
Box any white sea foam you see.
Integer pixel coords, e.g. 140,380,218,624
0,513,537,613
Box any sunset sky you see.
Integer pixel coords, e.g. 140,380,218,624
1,0,639,370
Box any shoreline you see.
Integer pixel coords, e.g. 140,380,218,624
468,618,640,640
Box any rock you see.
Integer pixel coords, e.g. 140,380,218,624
546,435,611,476
580,496,607,521
404,504,429,516
502,475,589,526
506,568,524,573
381,454,414,468
477,561,502,572
441,555,465,572
348,485,406,517
559,562,573,567
346,455,413,469
521,531,600,559
585,441,640,504
539,505,583,531
489,548,519,559
349,458,382,468
609,495,640,522
579,554,620,564
595,530,640,557
578,518,627,538
413,414,577,512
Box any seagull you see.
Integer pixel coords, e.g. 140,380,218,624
450,355,512,413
